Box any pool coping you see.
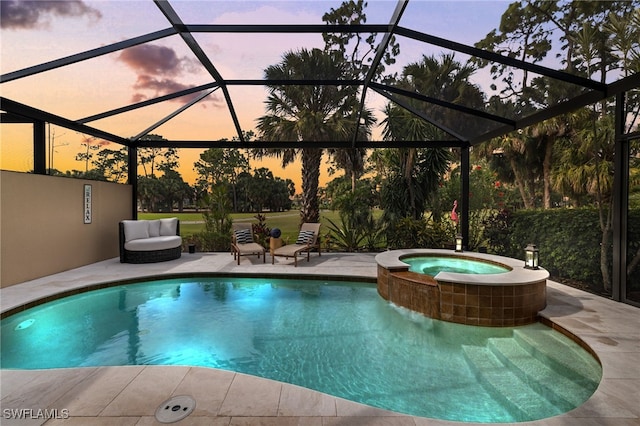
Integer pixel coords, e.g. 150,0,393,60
375,248,550,285
1,252,639,425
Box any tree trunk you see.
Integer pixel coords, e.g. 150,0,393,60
404,148,417,219
232,183,238,212
351,170,356,193
300,148,322,224
600,219,612,293
628,246,640,276
542,136,554,209
510,156,533,209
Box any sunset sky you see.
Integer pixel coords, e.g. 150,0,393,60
0,0,512,190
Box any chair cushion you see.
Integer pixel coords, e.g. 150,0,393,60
273,244,306,256
160,218,178,236
122,220,149,242
296,230,315,245
148,220,161,237
235,241,265,254
234,229,253,244
125,235,182,251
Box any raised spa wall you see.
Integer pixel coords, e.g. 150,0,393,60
376,249,549,327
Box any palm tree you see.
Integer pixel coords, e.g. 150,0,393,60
256,48,368,224
379,54,483,220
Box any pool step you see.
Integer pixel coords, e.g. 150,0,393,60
462,344,564,421
513,328,601,385
486,337,593,409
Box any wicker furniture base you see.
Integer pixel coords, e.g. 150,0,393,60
121,246,182,264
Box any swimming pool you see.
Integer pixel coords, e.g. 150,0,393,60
1,276,601,423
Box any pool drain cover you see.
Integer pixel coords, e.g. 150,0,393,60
155,395,196,423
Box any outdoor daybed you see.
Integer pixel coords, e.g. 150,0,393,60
272,223,321,267
119,218,182,263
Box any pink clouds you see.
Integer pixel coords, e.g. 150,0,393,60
130,75,195,103
0,0,101,30
118,44,222,107
119,44,186,77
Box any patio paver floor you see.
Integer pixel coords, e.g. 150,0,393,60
1,252,638,425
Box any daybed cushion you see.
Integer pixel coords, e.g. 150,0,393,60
160,218,178,236
124,235,182,251
122,220,149,242
148,219,161,237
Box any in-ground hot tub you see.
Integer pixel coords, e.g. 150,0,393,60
375,249,549,326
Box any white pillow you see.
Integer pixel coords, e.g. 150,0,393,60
123,220,149,242
160,218,178,236
148,220,161,237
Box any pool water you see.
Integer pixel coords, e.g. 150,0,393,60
404,256,510,275
1,277,600,423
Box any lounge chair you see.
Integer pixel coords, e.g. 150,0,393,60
272,223,321,267
231,222,266,265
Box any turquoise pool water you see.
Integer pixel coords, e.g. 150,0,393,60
404,256,510,275
1,277,601,423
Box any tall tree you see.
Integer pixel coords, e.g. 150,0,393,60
194,147,249,210
474,1,552,101
321,0,398,191
256,48,363,224
93,146,128,183
158,169,190,212
137,135,178,178
322,0,399,84
476,1,640,292
379,54,482,220
75,135,101,173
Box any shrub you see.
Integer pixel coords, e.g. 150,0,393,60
199,185,233,251
326,215,367,252
252,213,271,248
483,209,513,254
326,183,383,252
386,217,450,249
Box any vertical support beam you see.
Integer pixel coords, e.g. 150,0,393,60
612,92,628,302
460,146,470,250
128,144,138,220
33,120,46,174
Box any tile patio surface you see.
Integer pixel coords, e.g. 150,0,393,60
1,252,639,425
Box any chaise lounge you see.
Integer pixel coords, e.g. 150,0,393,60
119,218,182,263
231,222,266,265
272,223,321,267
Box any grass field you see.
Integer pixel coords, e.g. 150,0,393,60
139,210,342,243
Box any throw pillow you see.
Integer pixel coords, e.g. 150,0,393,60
160,218,178,236
296,230,315,245
148,220,161,237
122,220,149,242
234,229,253,244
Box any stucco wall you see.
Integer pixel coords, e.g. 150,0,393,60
1,171,132,287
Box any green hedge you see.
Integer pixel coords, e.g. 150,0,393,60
495,208,640,292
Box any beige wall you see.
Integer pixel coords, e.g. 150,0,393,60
1,171,132,287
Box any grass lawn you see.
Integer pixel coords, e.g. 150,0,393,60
138,210,342,242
